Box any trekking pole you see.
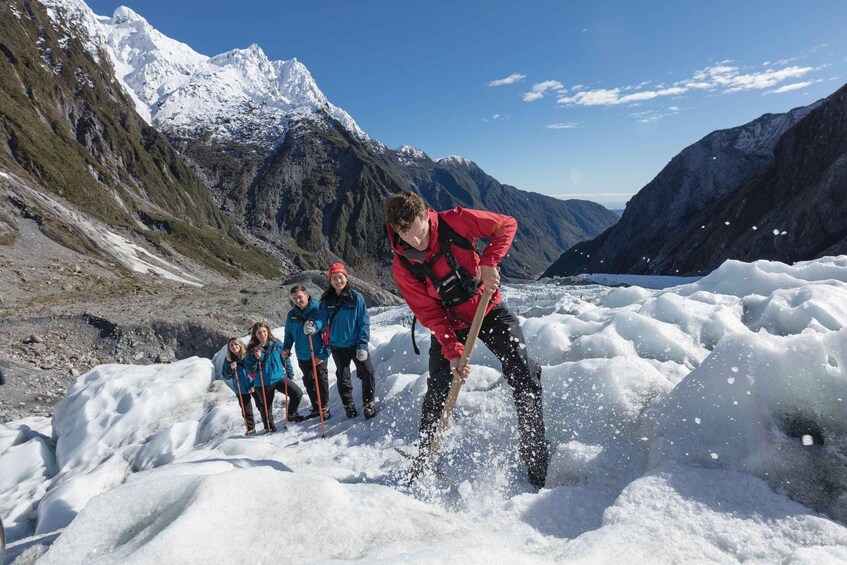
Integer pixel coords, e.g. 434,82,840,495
308,333,328,438
284,370,290,425
232,366,250,433
407,286,495,483
257,358,273,433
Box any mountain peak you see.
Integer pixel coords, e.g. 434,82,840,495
111,6,147,25
397,145,429,160
437,155,474,167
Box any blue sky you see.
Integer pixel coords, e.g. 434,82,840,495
88,0,847,209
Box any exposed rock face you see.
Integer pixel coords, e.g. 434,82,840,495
0,0,280,280
542,91,843,277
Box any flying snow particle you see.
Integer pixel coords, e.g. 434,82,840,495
710,452,719,460
727,377,735,384
802,435,814,446
694,417,701,424
773,229,780,236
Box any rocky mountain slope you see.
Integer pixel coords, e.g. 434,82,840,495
542,93,839,277
47,0,616,280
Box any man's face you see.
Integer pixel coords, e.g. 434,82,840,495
396,215,430,252
291,290,309,308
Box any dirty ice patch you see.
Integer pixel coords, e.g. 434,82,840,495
650,328,847,521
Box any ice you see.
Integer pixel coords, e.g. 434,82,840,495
3,255,847,563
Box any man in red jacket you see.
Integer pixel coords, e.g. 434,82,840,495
384,192,548,489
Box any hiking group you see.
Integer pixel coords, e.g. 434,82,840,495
223,191,548,489
222,265,377,435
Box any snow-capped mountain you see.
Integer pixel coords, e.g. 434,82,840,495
43,0,367,146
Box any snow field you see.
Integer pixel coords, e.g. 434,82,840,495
2,255,847,563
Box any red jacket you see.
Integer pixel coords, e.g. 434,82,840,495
388,207,517,360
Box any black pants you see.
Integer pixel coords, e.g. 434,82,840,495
423,304,548,487
298,358,329,412
236,392,257,430
255,379,304,431
331,346,376,406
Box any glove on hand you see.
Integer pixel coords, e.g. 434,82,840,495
356,349,368,362
303,321,317,335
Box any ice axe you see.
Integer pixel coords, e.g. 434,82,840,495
404,285,495,484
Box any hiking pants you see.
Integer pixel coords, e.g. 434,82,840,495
256,379,304,431
236,392,257,430
298,358,330,412
331,345,376,407
422,304,549,487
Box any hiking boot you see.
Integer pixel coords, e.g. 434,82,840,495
345,404,358,419
267,425,277,434
288,413,306,423
245,428,256,436
323,407,331,421
363,402,376,420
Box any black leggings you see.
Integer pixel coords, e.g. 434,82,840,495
255,379,304,430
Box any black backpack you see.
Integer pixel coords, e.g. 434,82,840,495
396,215,482,354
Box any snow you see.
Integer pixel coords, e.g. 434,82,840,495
6,170,204,286
4,255,847,563
42,0,368,146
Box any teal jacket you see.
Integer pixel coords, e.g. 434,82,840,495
244,339,294,386
283,299,330,361
222,357,254,394
319,288,370,349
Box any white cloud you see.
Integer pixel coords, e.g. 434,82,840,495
522,80,565,102
546,122,581,129
488,73,526,87
765,80,821,94
557,61,817,107
571,84,584,91
483,113,506,122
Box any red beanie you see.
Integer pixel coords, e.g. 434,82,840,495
328,262,348,279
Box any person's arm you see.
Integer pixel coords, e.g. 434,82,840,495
357,292,370,350
283,312,294,352
393,259,464,360
222,361,235,380
283,355,295,379
446,207,517,267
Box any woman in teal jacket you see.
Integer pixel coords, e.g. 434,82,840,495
319,263,377,419
283,285,331,420
222,337,258,435
246,322,305,431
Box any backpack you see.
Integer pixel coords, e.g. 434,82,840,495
396,214,482,354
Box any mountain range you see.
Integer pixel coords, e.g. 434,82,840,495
544,85,847,277
1,0,618,287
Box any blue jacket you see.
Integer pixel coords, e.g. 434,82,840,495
244,339,294,386
283,299,330,361
222,357,254,395
319,288,370,349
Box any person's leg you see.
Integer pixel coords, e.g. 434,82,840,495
263,386,278,431
298,359,318,410
478,306,548,488
237,393,255,432
315,361,330,417
278,378,304,419
332,347,355,410
419,330,468,449
352,355,376,405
